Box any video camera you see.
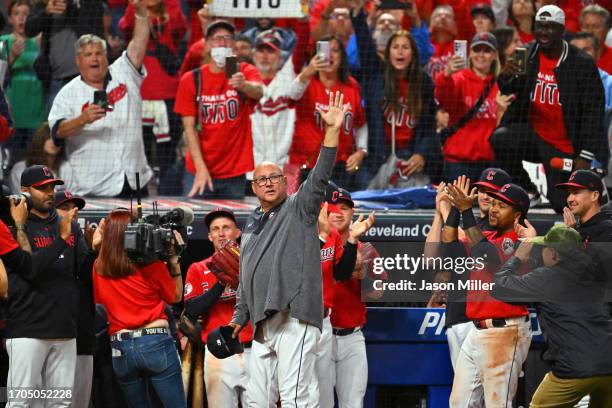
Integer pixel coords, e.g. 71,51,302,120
122,173,194,264
0,185,32,226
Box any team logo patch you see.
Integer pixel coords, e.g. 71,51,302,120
502,237,515,255
184,283,193,296
486,170,495,181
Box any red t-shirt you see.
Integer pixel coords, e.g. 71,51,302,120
0,221,18,255
92,261,176,335
289,76,366,169
529,53,574,155
518,29,534,45
174,63,260,178
384,79,417,150
598,45,612,75
466,230,529,320
184,257,253,344
321,229,344,310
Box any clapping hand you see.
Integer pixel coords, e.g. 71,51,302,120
317,91,348,129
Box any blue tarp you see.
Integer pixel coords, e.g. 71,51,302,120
351,186,437,209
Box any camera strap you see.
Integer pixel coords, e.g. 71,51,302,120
192,67,203,132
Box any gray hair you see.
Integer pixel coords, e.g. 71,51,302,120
74,34,107,54
580,4,610,28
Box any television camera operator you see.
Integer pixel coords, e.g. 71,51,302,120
92,207,187,407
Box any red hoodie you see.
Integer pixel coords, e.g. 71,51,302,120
435,68,499,162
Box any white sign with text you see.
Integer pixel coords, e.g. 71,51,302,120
209,0,304,18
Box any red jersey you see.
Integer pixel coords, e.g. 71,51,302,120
119,0,187,100
598,45,612,75
529,53,573,155
435,69,499,162
426,41,453,80
321,229,344,309
289,76,366,169
383,79,416,150
0,221,18,255
184,257,253,344
466,230,529,320
174,63,260,178
518,29,534,45
92,261,176,335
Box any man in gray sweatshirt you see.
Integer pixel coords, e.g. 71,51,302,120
230,91,346,406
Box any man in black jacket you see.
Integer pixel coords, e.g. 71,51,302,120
492,225,612,407
491,5,608,213
24,0,103,106
5,165,83,407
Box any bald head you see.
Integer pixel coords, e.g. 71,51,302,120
252,161,288,211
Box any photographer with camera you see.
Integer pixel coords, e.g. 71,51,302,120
5,165,83,408
92,208,186,407
48,0,153,197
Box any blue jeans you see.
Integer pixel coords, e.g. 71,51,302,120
183,171,246,199
110,334,186,408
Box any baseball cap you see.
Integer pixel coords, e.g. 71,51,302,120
255,29,283,52
486,183,529,216
55,189,86,210
206,326,244,359
21,165,64,188
325,182,354,213
471,4,495,21
531,224,582,248
535,5,565,26
204,208,237,229
473,168,512,192
556,170,603,194
470,32,498,51
205,19,236,39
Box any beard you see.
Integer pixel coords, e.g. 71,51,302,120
373,29,394,52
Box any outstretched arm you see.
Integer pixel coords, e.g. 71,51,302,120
126,0,150,70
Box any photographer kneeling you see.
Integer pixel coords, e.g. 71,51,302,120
92,208,186,407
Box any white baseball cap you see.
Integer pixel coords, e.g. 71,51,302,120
535,5,565,26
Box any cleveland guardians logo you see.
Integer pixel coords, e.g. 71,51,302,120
485,170,496,181
42,166,52,177
500,184,511,192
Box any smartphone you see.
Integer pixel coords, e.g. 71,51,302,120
316,41,330,66
453,40,468,66
93,90,108,109
513,47,527,75
225,55,239,79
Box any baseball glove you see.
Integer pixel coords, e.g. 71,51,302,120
206,240,240,289
179,311,203,348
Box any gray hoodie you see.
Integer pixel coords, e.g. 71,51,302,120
232,146,337,331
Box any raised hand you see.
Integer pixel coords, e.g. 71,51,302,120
59,208,77,242
349,211,376,242
514,218,537,238
318,203,330,241
447,176,476,211
563,207,577,229
92,218,105,252
435,182,451,219
317,91,348,129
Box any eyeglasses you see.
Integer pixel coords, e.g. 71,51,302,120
252,174,284,187
210,35,234,43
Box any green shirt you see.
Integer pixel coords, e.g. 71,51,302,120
0,35,44,129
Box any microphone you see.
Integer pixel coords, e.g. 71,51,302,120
549,157,573,172
159,206,194,227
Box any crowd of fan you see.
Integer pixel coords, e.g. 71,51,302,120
0,0,609,209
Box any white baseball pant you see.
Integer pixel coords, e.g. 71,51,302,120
6,338,77,408
449,319,532,408
247,310,320,408
446,321,475,370
72,355,93,408
204,346,250,407
307,316,334,408
332,329,368,408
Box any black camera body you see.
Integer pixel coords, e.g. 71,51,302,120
0,187,33,227
123,206,193,264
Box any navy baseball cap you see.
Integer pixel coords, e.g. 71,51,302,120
325,181,354,213
556,170,603,194
205,20,236,39
473,168,512,192
471,32,498,51
55,189,86,210
206,326,244,359
471,3,495,21
21,165,64,188
486,183,529,216
204,208,237,229
255,29,283,52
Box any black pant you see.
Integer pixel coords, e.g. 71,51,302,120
490,123,569,213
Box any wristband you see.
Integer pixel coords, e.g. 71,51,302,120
170,270,181,277
461,209,477,229
445,207,460,228
15,224,25,231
